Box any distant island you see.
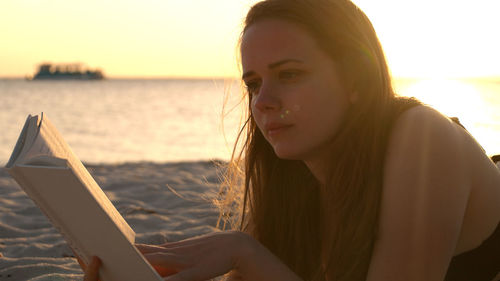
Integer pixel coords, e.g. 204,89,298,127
28,63,104,80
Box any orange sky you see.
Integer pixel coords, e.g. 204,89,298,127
0,0,499,78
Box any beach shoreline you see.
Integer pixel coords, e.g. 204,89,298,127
0,161,223,281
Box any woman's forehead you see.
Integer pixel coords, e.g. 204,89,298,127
240,19,320,70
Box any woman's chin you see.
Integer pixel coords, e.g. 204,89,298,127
272,146,304,161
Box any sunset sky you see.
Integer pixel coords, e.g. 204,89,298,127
0,0,499,78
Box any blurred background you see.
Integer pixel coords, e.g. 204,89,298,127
1,0,499,164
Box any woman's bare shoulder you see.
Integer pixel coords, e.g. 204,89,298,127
391,104,458,136
383,103,473,205
389,104,498,176
386,104,469,170
384,103,500,205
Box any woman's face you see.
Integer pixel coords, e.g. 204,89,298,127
241,19,353,162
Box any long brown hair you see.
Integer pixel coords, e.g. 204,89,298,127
217,0,406,280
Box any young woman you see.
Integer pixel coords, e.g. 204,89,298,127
83,0,500,280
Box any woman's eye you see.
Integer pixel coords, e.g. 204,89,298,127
245,81,261,95
279,70,303,81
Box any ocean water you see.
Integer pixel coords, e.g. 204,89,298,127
0,79,243,164
0,78,499,164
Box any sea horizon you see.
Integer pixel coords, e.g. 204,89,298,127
1,75,499,81
1,77,499,165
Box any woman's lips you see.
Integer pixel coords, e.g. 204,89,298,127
265,123,293,136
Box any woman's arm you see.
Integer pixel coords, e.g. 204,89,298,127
366,105,473,281
82,231,302,281
136,230,303,281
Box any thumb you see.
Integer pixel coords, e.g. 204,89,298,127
83,256,101,281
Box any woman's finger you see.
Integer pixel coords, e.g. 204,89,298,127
136,243,167,254
83,256,101,281
136,243,203,255
153,265,178,278
144,252,187,270
163,266,220,281
158,232,225,248
136,239,202,252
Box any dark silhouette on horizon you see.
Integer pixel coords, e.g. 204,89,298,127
30,63,104,80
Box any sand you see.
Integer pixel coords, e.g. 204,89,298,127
0,161,224,281
2,158,498,281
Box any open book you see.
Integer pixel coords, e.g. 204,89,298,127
5,113,163,281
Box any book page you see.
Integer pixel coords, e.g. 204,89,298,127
6,115,40,167
22,114,136,243
22,113,70,163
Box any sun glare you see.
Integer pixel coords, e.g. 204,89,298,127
394,78,499,154
397,79,486,119
354,0,500,79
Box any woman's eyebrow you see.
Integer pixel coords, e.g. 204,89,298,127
242,59,304,79
268,59,303,69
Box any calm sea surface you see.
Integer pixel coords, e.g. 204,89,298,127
0,78,499,164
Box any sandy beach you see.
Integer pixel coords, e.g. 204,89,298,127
1,158,499,281
0,161,223,281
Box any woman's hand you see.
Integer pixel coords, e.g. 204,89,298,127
80,256,102,281
72,248,101,281
136,231,252,281
136,230,303,281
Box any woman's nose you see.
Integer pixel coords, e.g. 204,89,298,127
252,83,281,112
